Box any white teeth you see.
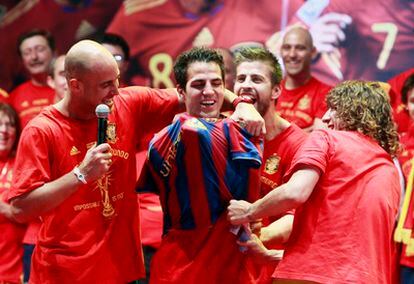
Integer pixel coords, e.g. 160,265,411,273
202,100,215,106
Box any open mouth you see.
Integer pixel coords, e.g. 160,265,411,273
201,100,216,107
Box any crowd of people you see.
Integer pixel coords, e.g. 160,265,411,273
0,3,413,283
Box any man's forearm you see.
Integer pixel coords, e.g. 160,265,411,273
249,183,301,222
11,170,82,222
222,89,237,111
248,169,319,221
261,214,294,246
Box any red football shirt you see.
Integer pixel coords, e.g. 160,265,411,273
8,87,179,283
9,81,54,128
261,123,307,196
275,129,400,283
276,77,330,129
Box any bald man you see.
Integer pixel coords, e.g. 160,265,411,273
277,27,331,132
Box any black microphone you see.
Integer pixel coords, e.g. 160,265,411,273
95,104,110,145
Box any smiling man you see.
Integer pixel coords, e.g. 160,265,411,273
9,29,56,128
229,80,401,283
277,27,331,132
232,46,308,282
138,47,263,283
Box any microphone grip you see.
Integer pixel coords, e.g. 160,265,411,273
97,117,107,145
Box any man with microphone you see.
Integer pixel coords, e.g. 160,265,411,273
7,40,263,283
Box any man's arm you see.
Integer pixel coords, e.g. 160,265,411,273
11,143,112,223
228,168,320,225
260,214,294,246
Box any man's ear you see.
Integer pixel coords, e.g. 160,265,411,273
68,78,81,93
176,84,186,100
311,46,318,60
47,75,55,89
271,85,281,101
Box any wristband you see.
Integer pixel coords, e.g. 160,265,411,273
232,96,256,109
73,167,87,184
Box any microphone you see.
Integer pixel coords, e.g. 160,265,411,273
95,104,110,145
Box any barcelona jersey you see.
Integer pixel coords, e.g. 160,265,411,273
138,113,263,233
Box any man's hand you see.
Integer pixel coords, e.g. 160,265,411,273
228,199,252,225
231,103,265,136
309,13,352,53
237,234,283,263
78,143,112,182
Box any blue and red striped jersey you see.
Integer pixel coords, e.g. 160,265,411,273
138,113,263,232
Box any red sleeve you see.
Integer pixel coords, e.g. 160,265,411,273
8,126,51,201
284,129,331,181
120,86,180,139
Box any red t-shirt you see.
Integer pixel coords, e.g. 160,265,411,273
261,123,307,196
107,0,302,88
275,129,400,283
276,77,330,129
9,81,55,128
0,157,26,284
388,68,414,133
257,123,307,282
8,87,179,283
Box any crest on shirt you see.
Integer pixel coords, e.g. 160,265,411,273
264,154,280,175
106,122,118,144
298,95,311,110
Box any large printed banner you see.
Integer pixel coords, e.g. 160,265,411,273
1,0,413,91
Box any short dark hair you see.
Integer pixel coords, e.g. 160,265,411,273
401,73,414,105
234,47,282,86
17,29,55,56
95,32,130,61
173,47,225,89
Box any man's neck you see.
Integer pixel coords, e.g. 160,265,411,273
284,72,312,90
30,73,49,87
56,96,95,120
263,108,290,141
